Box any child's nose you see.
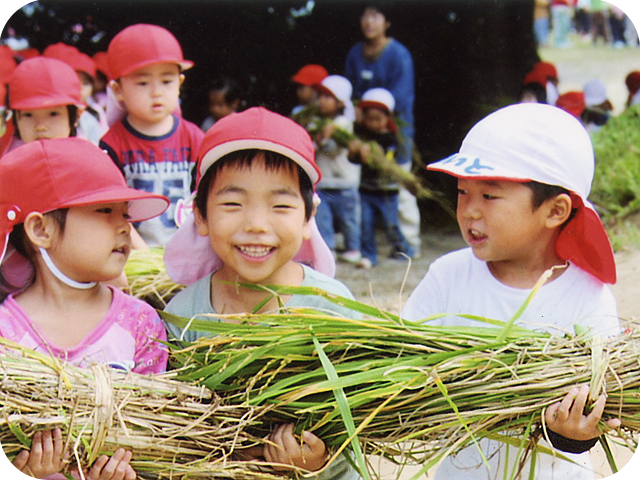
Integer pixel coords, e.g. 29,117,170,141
459,198,482,220
244,207,270,232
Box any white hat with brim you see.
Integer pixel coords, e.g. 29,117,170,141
427,103,616,284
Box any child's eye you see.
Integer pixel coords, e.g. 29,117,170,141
483,193,498,200
221,202,242,207
457,188,467,195
97,207,113,214
123,212,132,220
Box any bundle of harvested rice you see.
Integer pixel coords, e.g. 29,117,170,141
162,284,639,477
125,247,183,308
0,338,285,480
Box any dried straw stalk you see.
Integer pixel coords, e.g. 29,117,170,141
163,296,640,475
125,248,184,309
0,338,285,479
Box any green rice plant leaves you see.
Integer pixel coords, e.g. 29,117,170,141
311,331,370,480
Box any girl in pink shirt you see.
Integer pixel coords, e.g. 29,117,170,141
0,137,170,480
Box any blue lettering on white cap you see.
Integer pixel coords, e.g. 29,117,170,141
464,158,494,175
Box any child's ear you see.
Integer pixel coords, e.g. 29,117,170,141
545,193,572,229
23,212,57,249
109,80,123,101
179,74,185,88
193,207,210,237
302,201,318,241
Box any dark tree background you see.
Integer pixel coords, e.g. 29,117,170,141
2,0,540,223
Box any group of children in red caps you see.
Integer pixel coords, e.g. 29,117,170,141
520,59,640,133
0,20,628,480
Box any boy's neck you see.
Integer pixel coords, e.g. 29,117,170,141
126,113,175,137
486,253,568,289
210,262,305,315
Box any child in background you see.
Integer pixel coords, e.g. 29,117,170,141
43,42,108,144
0,137,170,479
290,64,328,116
527,61,560,105
402,103,620,480
312,75,362,264
2,56,84,156
347,88,413,269
582,79,613,133
200,75,243,132
100,24,203,247
555,90,586,120
92,51,110,111
624,70,640,108
163,107,357,480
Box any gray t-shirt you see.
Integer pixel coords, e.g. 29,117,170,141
163,264,361,480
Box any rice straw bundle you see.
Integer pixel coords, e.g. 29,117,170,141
125,247,183,308
162,286,639,476
0,338,286,479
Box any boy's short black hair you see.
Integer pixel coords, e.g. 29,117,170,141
523,181,572,210
0,209,68,302
195,149,314,221
13,105,79,139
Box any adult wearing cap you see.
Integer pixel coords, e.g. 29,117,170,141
344,3,421,256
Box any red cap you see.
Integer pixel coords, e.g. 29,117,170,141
0,138,169,266
43,43,97,79
8,57,83,110
523,69,547,87
625,71,640,95
0,45,17,84
532,61,558,81
93,51,110,79
555,91,585,118
292,64,328,86
107,24,193,79
196,106,321,186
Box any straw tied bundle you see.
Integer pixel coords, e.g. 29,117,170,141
162,283,640,478
0,339,286,480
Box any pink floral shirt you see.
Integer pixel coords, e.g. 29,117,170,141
0,286,167,374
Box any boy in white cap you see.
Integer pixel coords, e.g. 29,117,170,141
312,75,362,264
348,87,413,268
163,107,359,480
402,103,620,480
100,24,203,247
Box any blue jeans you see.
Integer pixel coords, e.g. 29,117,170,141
360,191,414,265
316,187,361,252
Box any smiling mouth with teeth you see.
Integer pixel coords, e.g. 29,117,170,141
237,245,274,258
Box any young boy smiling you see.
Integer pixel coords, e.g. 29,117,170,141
100,24,203,246
403,103,620,480
163,107,358,480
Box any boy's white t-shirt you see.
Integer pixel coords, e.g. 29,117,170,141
402,247,619,480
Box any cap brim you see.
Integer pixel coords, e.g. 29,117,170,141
428,153,534,182
200,138,320,185
61,187,170,223
117,59,193,79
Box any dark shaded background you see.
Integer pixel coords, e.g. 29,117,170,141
2,0,539,223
